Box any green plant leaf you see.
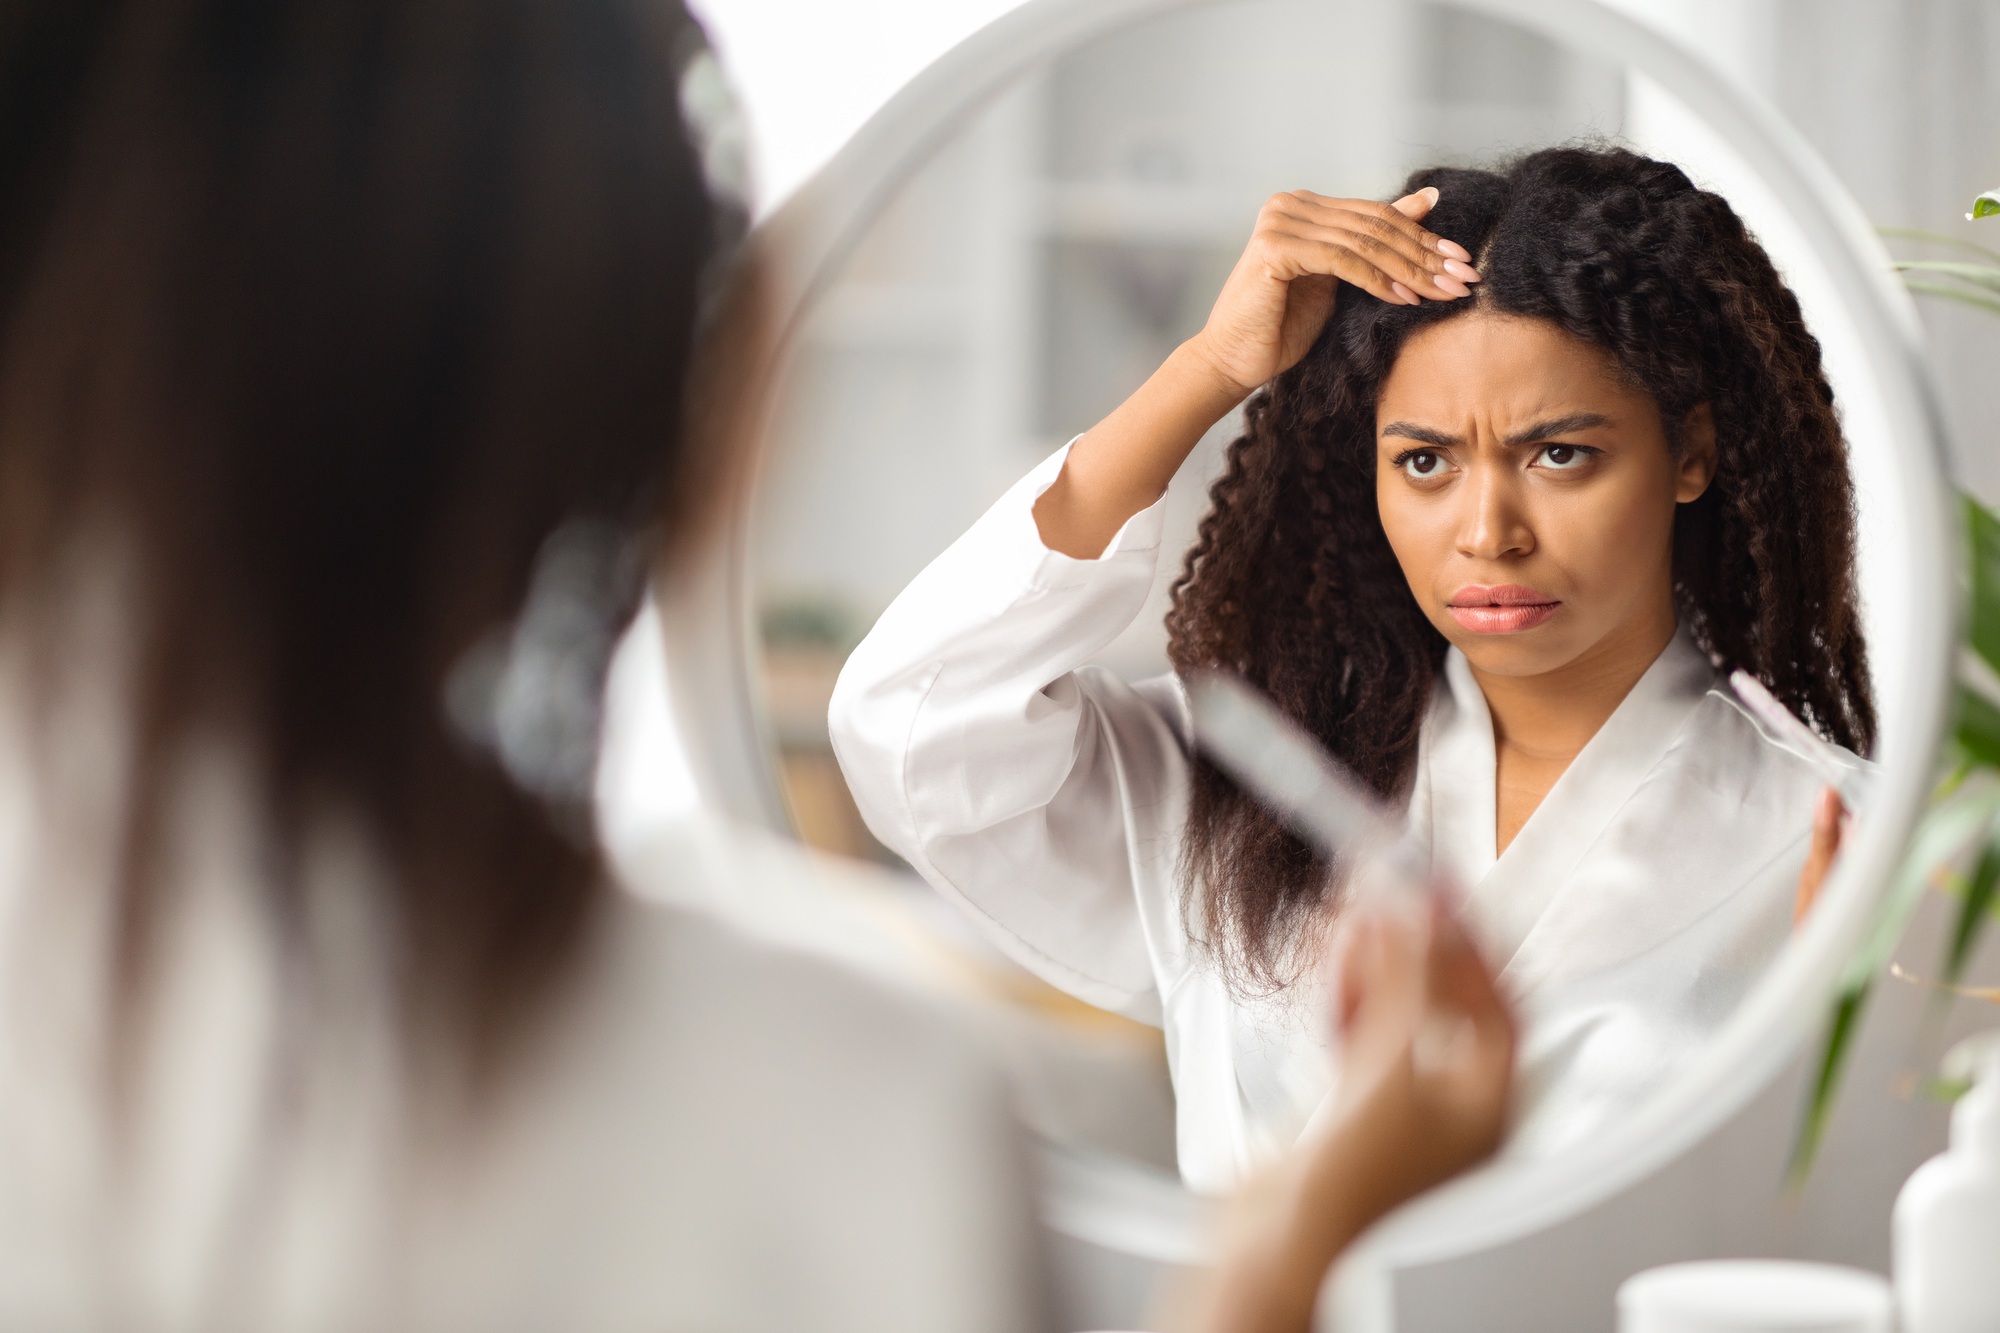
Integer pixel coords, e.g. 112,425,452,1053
1879,226,2000,264
1851,786,1997,988
1946,823,2000,986
1969,497,2000,674
1790,982,1870,1186
1895,261,2000,295
1791,781,2000,1184
1972,190,2000,220
1904,280,2000,317
1957,687,2000,771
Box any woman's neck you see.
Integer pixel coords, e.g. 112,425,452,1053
1470,603,1678,855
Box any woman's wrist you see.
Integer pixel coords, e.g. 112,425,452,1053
1169,334,1260,416
1188,1131,1378,1333
1036,338,1251,558
1101,337,1253,474
1266,1122,1382,1276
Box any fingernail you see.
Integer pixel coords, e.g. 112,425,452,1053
1443,258,1481,282
1390,281,1418,304
1433,274,1471,299
1436,237,1473,262
1419,186,1440,207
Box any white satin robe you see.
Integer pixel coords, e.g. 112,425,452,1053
829,442,1858,1194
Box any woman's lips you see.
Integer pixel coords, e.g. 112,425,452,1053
1445,584,1560,634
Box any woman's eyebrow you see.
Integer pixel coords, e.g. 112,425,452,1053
1503,412,1612,445
1380,421,1460,447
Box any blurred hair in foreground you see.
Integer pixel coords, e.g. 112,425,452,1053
0,0,729,1069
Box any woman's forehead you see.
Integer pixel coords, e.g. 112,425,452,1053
1375,312,1649,432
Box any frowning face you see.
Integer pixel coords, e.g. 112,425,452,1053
1373,311,1716,683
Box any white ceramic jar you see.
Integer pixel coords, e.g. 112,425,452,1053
1617,1259,1891,1333
1894,1030,2000,1333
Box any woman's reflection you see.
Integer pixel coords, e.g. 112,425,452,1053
831,146,1871,1189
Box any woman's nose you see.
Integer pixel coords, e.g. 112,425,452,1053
1455,468,1534,560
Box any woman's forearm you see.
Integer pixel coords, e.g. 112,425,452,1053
1032,339,1246,559
1034,187,1466,561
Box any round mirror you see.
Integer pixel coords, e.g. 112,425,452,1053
665,0,1955,1324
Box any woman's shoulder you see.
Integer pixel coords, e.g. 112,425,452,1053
1679,678,1870,812
591,814,1003,1085
580,885,1009,1133
429,817,1043,1330
608,813,949,980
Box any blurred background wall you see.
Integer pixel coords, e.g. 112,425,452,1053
1652,0,2000,504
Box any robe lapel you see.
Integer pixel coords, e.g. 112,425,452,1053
1290,632,1726,1156
1479,631,1718,978
1408,650,1499,893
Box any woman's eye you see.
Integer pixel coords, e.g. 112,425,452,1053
1401,450,1444,479
1537,444,1591,470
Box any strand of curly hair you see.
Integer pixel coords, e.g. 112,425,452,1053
1164,146,1874,994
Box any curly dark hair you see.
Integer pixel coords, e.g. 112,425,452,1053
1165,146,1874,990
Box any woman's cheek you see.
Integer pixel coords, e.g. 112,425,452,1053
1377,492,1450,606
1541,473,1672,602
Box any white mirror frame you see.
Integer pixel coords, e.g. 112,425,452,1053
658,0,1957,1318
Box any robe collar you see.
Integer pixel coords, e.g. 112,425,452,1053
1408,628,1720,969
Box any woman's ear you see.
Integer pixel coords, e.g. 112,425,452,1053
1675,403,1718,503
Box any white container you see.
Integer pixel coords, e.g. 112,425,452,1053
1616,1260,1892,1333
1895,1030,2000,1333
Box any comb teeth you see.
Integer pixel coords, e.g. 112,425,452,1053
1727,669,1810,746
1184,670,1437,907
1727,669,1869,804
1183,671,1386,859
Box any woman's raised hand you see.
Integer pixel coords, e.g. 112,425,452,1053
1318,898,1517,1212
1036,187,1477,561
1185,187,1482,398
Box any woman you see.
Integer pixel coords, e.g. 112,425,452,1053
831,147,1868,1191
0,0,1512,1328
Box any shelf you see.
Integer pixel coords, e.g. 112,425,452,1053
1035,180,1251,245
801,283,969,349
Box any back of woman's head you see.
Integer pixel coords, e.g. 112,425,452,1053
1167,145,1872,988
0,0,734,1063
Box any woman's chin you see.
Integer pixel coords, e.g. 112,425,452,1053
1438,616,1585,679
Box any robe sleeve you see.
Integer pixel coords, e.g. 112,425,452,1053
827,442,1191,1025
